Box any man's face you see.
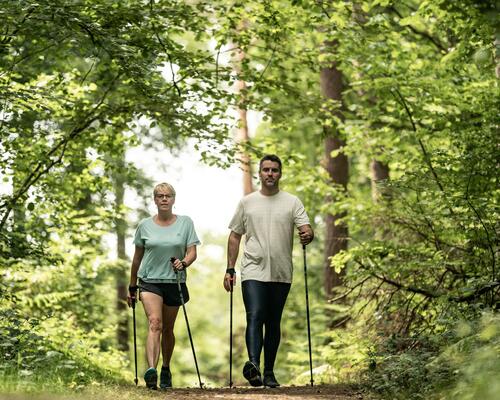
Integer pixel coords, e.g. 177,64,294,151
259,160,281,188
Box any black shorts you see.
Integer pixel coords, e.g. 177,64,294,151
138,279,189,307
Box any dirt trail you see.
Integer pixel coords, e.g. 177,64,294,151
163,385,366,399
0,384,368,400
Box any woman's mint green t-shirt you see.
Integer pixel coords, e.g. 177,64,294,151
134,215,200,283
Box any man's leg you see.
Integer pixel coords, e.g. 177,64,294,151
160,305,179,388
242,280,268,386
263,282,291,386
141,291,164,388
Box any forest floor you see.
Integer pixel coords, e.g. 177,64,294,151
0,383,370,400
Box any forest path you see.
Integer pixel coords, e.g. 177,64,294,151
1,384,368,400
138,385,365,399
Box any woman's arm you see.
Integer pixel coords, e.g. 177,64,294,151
129,245,145,286
127,246,144,307
172,245,197,270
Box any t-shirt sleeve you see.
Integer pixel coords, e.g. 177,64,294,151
133,221,145,247
293,197,310,227
228,200,246,235
185,217,201,247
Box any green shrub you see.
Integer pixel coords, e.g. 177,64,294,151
363,333,452,400
0,305,125,393
435,312,500,400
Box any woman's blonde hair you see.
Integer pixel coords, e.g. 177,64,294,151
153,182,176,197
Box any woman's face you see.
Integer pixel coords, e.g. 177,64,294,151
154,189,175,212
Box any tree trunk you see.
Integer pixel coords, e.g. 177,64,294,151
496,34,500,79
351,4,391,204
370,159,390,201
320,42,349,301
114,163,129,352
235,47,254,195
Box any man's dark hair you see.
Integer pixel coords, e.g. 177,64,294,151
259,154,282,172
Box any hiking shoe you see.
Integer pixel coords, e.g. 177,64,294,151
243,360,263,387
160,366,172,389
263,370,280,388
144,367,158,389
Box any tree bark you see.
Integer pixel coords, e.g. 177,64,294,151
114,163,129,352
370,159,390,202
495,34,500,79
320,42,349,300
235,47,254,195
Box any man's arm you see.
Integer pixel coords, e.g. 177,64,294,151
223,231,242,291
227,231,242,269
298,224,314,246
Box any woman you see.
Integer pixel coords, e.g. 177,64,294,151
127,182,200,390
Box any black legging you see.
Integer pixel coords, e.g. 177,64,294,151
242,280,291,372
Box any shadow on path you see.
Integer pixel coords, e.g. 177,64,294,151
0,384,367,400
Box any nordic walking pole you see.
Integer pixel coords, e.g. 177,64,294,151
131,289,138,386
303,244,314,387
228,269,235,388
171,258,204,389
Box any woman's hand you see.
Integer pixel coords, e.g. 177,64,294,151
127,285,138,307
170,257,187,271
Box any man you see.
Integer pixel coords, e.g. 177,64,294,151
223,154,314,388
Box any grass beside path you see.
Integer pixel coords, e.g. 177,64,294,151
0,383,369,400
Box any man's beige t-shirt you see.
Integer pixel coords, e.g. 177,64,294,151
228,190,310,283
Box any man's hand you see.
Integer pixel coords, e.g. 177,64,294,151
298,224,314,246
223,268,236,292
127,285,138,307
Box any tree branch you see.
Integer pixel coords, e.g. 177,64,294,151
372,271,440,298
364,260,499,305
1,6,37,44
150,0,181,97
452,281,500,303
316,0,332,19
329,276,370,303
387,5,447,52
465,167,496,279
0,74,120,230
391,88,451,203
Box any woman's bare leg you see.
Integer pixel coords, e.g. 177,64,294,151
141,292,164,368
161,305,179,367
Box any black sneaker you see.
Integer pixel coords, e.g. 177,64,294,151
263,370,280,388
243,361,263,387
144,367,157,389
160,366,172,389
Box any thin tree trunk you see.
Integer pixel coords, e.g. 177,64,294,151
235,47,254,195
320,42,349,301
114,164,129,352
351,3,391,204
496,34,500,79
370,159,390,201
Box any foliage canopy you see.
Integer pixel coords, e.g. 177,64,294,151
1,0,498,398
